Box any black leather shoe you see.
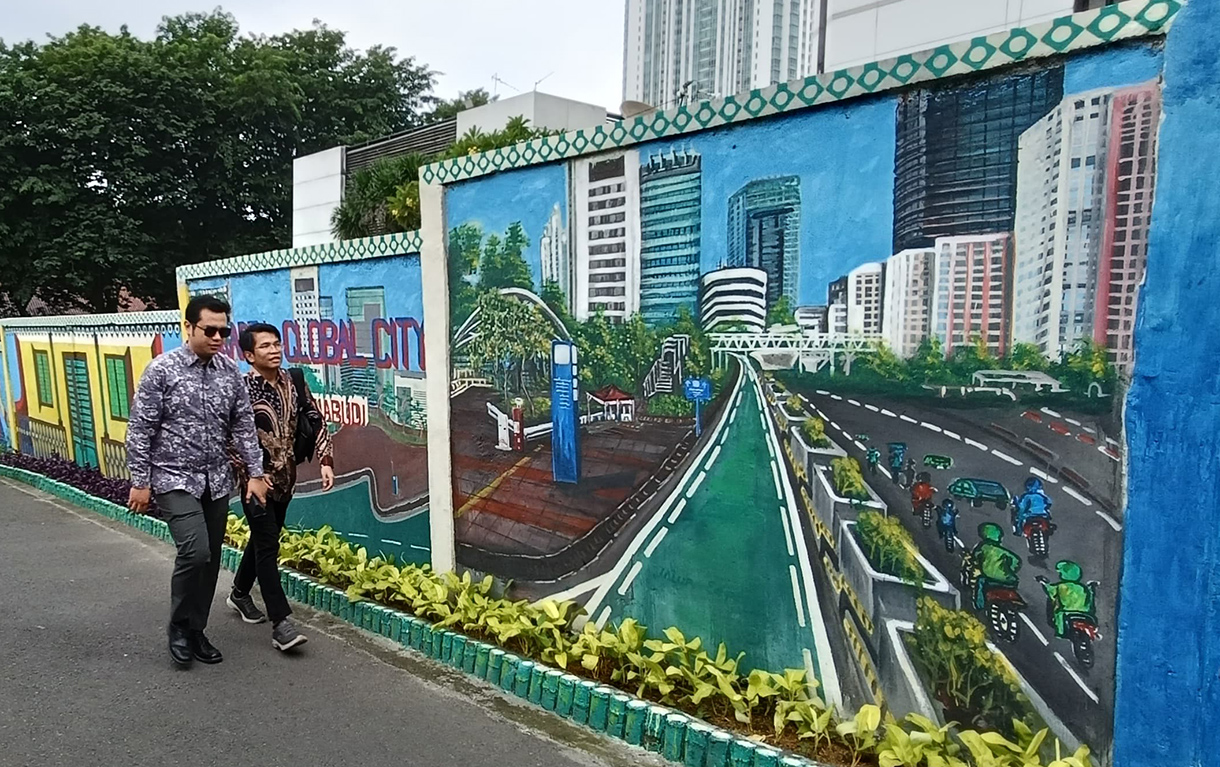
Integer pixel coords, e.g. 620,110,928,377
168,627,193,667
189,631,224,664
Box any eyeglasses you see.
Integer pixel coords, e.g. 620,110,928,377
195,325,232,339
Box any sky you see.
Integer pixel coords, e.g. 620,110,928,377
2,0,627,111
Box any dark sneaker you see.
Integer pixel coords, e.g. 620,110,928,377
227,590,266,624
271,618,308,652
189,632,223,664
168,626,193,667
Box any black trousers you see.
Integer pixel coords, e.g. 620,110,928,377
159,489,230,633
232,496,292,623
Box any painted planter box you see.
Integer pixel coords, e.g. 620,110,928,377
837,520,958,638
810,464,885,533
789,426,848,477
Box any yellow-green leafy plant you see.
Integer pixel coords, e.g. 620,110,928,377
831,457,870,501
801,417,832,448
855,511,924,583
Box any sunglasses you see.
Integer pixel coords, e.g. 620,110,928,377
194,325,232,339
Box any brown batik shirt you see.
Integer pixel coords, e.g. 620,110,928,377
229,369,334,501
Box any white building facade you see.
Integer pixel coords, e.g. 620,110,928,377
932,233,1012,357
570,151,642,323
846,262,884,336
539,203,571,305
882,248,935,358
700,267,768,332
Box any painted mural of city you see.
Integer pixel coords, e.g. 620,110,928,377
445,43,1162,760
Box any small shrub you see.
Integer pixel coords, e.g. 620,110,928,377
854,511,923,583
648,394,694,417
801,417,832,448
786,394,803,414
830,457,869,501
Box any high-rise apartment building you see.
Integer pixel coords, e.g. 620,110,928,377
539,204,571,308
894,68,1064,252
727,176,801,308
290,266,326,384
1012,80,1161,369
882,249,935,357
570,151,642,323
623,0,822,109
639,148,703,325
932,233,1013,357
846,262,884,336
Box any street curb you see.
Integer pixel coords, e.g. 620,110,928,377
0,465,828,767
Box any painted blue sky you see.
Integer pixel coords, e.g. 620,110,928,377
446,163,568,290
1063,41,1163,94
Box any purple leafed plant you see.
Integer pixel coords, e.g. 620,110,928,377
0,452,160,516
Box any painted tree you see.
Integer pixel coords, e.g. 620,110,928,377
478,222,533,291
1005,342,1050,372
448,223,483,331
767,295,796,327
866,340,907,381
466,291,551,411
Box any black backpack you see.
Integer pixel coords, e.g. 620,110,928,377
287,368,322,465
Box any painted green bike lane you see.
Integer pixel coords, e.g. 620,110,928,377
598,372,817,677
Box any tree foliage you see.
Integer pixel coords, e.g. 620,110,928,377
0,11,436,313
430,88,496,121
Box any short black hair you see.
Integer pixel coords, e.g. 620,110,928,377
239,322,281,354
185,294,231,325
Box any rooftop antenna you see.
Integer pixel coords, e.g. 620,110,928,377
533,71,554,92
491,74,520,97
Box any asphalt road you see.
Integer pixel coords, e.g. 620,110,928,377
795,387,1120,751
0,479,660,767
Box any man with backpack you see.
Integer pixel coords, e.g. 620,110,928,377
226,322,335,652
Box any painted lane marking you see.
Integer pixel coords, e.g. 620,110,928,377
618,562,644,595
992,449,1023,466
348,533,369,539
865,404,880,413
943,429,962,441
1055,652,1100,704
799,394,811,404
1030,468,1060,484
848,399,862,407
789,565,807,629
816,390,831,396
1041,407,1063,418
1106,437,1121,447
779,506,795,557
954,537,965,549
594,606,613,629
880,467,893,480
667,498,688,524
921,421,943,433
770,461,783,500
900,415,918,424
1066,418,1082,427
1021,613,1050,647
380,539,403,546
410,545,431,552
830,394,843,401
803,649,817,697
730,408,738,424
1096,510,1122,532
854,441,866,451
538,574,614,604
966,438,989,452
686,471,708,499
839,429,853,441
881,409,897,418
766,439,775,459
1062,487,1093,507
830,421,842,431
1083,426,1096,434
644,527,669,558
707,445,723,469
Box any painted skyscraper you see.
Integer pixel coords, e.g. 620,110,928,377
894,67,1064,252
727,176,801,308
539,204,571,310
639,148,702,325
846,262,884,336
883,249,935,357
570,151,642,323
290,265,326,387
932,233,1012,357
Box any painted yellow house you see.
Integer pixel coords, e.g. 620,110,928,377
0,312,181,478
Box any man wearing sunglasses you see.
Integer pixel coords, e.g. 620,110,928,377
126,294,270,668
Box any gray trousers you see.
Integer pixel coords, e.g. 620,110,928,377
158,489,230,633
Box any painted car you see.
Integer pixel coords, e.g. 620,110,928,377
924,454,953,470
948,477,1011,509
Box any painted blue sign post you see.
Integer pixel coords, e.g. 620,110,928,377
551,340,581,484
683,377,713,437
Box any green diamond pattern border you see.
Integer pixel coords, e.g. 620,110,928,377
0,310,182,334
175,230,423,282
419,0,1176,187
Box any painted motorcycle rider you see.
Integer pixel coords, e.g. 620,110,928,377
937,498,959,540
910,472,935,511
1012,476,1053,535
969,523,1022,610
866,447,881,476
1041,560,1097,637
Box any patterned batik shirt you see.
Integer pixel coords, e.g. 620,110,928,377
230,369,334,502
126,345,264,499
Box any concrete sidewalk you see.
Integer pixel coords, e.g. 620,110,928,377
0,479,661,767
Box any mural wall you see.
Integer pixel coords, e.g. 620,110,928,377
439,32,1167,761
177,237,431,565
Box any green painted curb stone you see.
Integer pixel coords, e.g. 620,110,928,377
663,714,690,762
499,654,520,691
527,665,546,704
462,640,478,674
754,747,781,767
431,629,447,660
487,648,504,682
684,722,712,767
606,693,630,739
514,660,535,698
474,643,491,679
380,608,396,638
440,631,455,662
451,635,467,668
645,705,669,752
730,739,758,767
588,686,612,731
779,756,808,767
389,613,403,642
707,730,734,767
541,669,563,711
555,674,578,717
571,681,593,725
624,700,649,746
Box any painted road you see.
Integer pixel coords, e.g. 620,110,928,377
797,387,1119,749
585,360,841,708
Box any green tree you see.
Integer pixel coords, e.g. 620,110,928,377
466,291,552,410
448,223,483,331
541,279,574,330
430,88,495,121
0,12,436,313
908,336,951,384
949,335,998,379
767,295,796,327
298,366,325,395
332,153,429,239
866,340,907,381
623,313,659,392
1005,342,1050,372
478,222,533,291
576,311,630,391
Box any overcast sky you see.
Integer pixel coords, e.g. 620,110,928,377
2,1,628,110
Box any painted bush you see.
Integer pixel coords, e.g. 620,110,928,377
441,37,1166,759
